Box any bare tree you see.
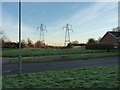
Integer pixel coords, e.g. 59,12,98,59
0,31,6,41
71,41,79,44
112,27,120,32
27,38,33,47
34,40,45,48
21,39,27,48
97,37,102,43
0,31,8,49
87,38,97,45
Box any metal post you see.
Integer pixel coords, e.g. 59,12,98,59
18,0,22,74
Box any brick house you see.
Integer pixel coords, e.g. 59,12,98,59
99,31,120,48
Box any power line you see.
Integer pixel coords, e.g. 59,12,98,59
63,24,73,46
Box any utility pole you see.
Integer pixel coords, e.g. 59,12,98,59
63,24,73,46
18,0,22,75
37,24,47,43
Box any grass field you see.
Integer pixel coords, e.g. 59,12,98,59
2,48,118,57
3,65,119,88
9,52,119,63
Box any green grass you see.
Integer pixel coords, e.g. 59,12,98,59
9,52,119,63
2,48,112,57
3,65,119,88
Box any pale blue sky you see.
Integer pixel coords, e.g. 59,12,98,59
2,2,118,46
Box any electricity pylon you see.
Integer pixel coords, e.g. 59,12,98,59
63,24,73,46
37,24,47,43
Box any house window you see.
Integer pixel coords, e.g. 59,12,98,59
114,43,118,48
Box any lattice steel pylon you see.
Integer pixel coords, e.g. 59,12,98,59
63,24,73,46
37,24,47,43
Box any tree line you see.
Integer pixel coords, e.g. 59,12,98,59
2,39,45,49
0,31,45,49
0,30,100,49
1,26,119,49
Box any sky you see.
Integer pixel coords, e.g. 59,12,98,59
1,1,118,46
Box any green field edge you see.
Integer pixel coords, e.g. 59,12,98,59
2,48,119,57
8,52,119,64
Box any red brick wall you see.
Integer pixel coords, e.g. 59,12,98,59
99,33,118,45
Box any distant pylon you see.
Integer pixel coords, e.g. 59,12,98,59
63,24,73,46
37,24,47,43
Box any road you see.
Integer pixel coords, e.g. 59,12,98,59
2,56,119,75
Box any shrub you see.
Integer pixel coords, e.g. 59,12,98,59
85,44,114,50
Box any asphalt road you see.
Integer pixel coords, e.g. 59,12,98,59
2,56,119,75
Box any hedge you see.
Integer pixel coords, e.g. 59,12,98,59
85,44,116,50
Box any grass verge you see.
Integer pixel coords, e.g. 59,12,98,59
2,48,115,57
8,52,119,63
2,65,119,88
